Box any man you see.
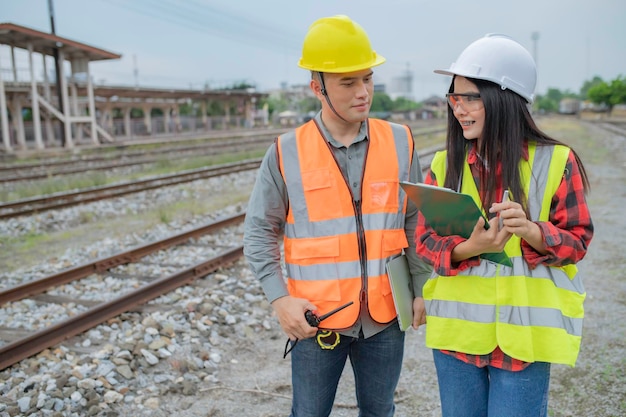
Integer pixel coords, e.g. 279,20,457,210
243,15,431,416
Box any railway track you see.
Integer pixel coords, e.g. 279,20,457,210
4,117,617,374
0,213,245,371
0,146,441,371
0,144,445,219
0,159,262,219
594,120,626,137
0,133,276,183
0,122,446,182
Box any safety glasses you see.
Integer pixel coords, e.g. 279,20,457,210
446,93,483,111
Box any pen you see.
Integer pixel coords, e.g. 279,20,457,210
499,190,510,230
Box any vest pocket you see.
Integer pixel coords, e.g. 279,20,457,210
365,179,400,211
290,235,340,261
289,278,342,304
301,169,343,221
382,229,409,258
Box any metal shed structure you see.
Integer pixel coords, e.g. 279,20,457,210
0,23,268,153
0,22,121,152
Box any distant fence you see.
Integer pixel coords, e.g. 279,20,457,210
4,114,269,147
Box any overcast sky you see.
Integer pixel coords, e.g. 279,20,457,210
1,0,625,101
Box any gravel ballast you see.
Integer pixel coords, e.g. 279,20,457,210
0,117,624,416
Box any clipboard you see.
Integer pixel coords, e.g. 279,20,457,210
400,181,511,267
386,254,414,331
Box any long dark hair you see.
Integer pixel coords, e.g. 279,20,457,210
443,76,590,215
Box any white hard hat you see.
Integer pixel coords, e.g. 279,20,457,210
435,34,537,103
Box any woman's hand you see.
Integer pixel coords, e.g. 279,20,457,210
490,199,547,253
451,215,511,263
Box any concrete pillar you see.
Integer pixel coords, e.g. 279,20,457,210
0,53,11,152
262,102,269,126
86,66,98,144
142,104,152,135
173,105,181,132
224,103,231,130
200,101,208,130
58,51,74,148
99,103,110,128
164,107,171,133
10,46,17,81
70,82,82,142
244,98,253,128
124,108,132,138
27,44,44,149
107,108,114,133
12,97,26,150
42,55,55,145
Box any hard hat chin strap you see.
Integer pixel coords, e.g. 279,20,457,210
318,72,350,123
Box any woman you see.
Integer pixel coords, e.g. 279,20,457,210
416,34,594,417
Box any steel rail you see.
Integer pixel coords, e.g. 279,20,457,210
0,245,243,371
0,132,279,174
0,136,274,182
0,125,445,182
0,212,245,305
0,160,261,219
0,144,444,219
0,142,444,371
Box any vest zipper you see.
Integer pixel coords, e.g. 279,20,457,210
353,200,368,304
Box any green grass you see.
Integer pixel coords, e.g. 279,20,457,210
1,149,267,202
0,177,254,274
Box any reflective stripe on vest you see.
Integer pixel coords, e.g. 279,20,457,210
277,119,413,329
424,143,585,365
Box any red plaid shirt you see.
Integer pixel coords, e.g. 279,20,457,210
416,141,594,371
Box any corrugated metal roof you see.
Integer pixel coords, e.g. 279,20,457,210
0,22,121,61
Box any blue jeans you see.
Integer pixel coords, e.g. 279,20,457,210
432,350,551,417
289,324,405,417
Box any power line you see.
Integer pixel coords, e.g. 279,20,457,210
95,0,302,88
4,1,304,89
101,0,301,53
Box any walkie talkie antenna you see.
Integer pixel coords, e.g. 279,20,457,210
317,301,354,321
305,301,354,327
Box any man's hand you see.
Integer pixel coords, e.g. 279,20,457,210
412,297,426,329
271,296,319,341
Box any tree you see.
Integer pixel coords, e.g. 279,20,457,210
297,96,320,114
579,76,605,99
535,95,558,113
587,75,626,114
225,82,256,91
262,95,289,116
535,88,572,113
179,102,196,116
392,97,420,112
609,76,626,105
371,93,393,112
545,88,564,103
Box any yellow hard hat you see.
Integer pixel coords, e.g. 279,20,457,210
298,15,386,73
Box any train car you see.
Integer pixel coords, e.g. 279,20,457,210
559,98,581,115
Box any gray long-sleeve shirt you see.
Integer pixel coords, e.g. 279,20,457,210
243,112,432,338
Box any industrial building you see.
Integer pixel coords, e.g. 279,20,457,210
0,23,266,153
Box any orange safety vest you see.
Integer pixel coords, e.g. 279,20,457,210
277,118,413,329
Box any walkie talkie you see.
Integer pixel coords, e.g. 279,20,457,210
304,301,354,327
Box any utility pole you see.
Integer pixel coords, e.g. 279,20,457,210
133,54,139,88
531,31,540,94
48,0,66,146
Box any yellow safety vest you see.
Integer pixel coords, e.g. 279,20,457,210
424,142,585,366
277,118,413,329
